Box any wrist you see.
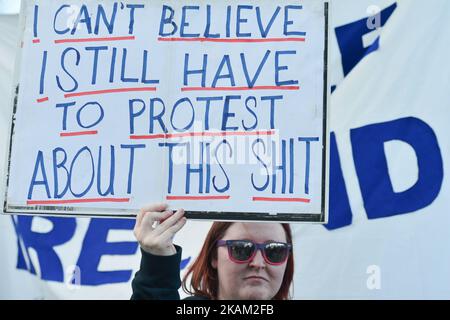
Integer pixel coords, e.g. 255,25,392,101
141,244,177,256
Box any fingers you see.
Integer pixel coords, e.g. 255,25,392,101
135,203,169,228
140,203,168,214
153,209,185,236
134,205,187,256
159,215,187,243
141,210,173,231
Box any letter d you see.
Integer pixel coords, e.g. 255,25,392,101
351,117,443,219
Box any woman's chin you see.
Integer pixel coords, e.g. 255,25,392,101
240,288,271,300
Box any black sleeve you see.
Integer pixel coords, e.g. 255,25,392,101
131,245,182,300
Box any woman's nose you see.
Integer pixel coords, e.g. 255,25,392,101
248,249,266,268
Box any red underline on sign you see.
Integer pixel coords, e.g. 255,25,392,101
130,130,275,140
60,130,98,137
27,198,131,205
158,37,305,43
181,86,300,92
64,87,157,98
36,97,49,103
32,39,40,44
166,195,231,200
252,197,311,203
54,36,136,44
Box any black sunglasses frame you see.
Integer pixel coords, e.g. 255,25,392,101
216,239,292,265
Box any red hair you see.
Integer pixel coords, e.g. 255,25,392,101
182,222,294,300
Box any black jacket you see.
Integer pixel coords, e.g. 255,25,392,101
131,245,209,300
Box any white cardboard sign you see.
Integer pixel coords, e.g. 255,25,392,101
3,0,329,222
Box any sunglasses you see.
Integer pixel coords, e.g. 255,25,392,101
216,240,292,266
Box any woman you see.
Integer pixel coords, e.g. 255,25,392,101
131,203,294,300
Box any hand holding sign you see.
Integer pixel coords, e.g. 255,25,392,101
134,203,186,256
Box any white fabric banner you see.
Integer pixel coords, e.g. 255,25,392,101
1,0,450,299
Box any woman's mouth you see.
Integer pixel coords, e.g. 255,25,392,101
244,276,268,282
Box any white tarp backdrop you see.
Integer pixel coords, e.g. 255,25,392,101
1,0,449,299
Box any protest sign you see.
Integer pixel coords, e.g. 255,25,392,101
3,0,329,222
